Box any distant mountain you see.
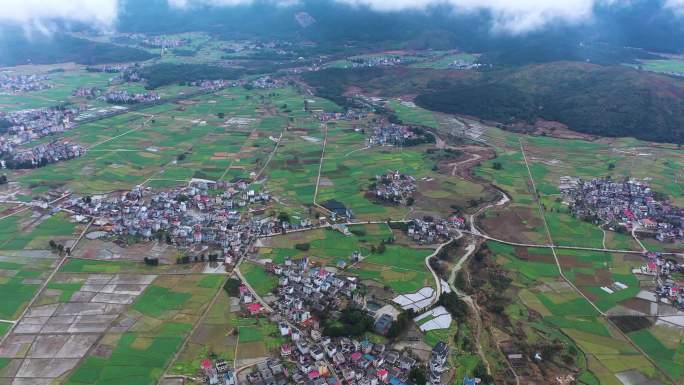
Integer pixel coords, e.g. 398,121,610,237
414,62,684,144
0,29,155,67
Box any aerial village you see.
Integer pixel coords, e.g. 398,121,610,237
367,171,417,206
560,176,684,242
0,72,52,93
66,179,283,265
217,255,455,385
0,106,89,169
366,124,434,148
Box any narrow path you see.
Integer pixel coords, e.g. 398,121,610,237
601,225,608,250
252,125,286,182
87,114,155,150
312,123,332,215
632,226,648,253
344,145,370,158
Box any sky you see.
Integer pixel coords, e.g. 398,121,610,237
0,0,682,35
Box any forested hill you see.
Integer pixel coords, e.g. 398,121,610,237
0,31,155,67
414,62,684,144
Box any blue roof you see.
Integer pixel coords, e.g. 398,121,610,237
389,377,405,385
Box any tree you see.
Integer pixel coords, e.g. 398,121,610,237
277,211,290,223
223,278,242,296
217,112,225,119
143,257,159,266
387,309,415,339
0,175,7,185
438,292,469,322
408,366,426,385
377,243,386,254
492,162,503,170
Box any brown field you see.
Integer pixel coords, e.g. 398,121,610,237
479,205,545,244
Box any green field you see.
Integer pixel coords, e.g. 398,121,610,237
639,59,684,74
65,274,221,385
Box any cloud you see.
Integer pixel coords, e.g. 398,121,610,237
665,0,684,14
338,0,605,33
168,0,299,8
0,0,119,32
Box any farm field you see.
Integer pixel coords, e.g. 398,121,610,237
60,274,223,385
488,242,668,385
0,211,77,251
12,87,316,193
0,253,57,319
2,40,684,385
317,121,490,221
409,52,477,69
638,59,684,74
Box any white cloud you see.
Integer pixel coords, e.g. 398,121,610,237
0,0,119,31
665,0,684,14
0,0,680,37
338,0,603,33
168,0,299,8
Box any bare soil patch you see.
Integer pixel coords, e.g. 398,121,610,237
479,206,543,244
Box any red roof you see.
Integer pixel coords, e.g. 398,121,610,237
308,370,320,379
201,359,212,370
247,303,263,313
648,262,657,270
351,352,362,361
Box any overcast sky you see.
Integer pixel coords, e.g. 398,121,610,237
1,0,682,35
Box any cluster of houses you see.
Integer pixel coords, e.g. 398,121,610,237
1,140,86,169
317,110,368,123
244,360,289,385
407,217,465,244
140,36,189,49
635,252,684,310
447,60,482,70
0,73,51,93
0,106,83,161
66,179,279,263
561,177,684,242
86,64,142,83
367,124,432,148
250,76,285,89
346,56,411,68
72,87,103,99
368,171,416,205
103,90,161,105
269,258,361,324
238,257,432,385
191,79,243,91
200,358,238,385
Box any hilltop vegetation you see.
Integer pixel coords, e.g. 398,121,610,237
139,63,243,89
303,63,684,143
413,62,684,144
0,32,155,67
